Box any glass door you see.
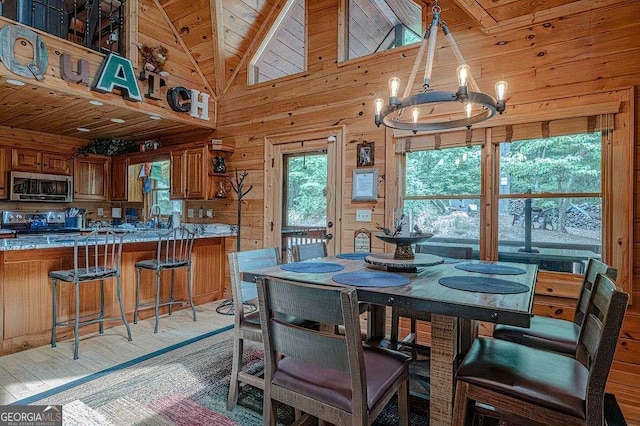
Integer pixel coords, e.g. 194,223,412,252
281,152,328,261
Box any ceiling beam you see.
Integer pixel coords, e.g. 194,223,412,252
223,0,290,95
153,0,218,101
450,0,498,29
209,0,227,97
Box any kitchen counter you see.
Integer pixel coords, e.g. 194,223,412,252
0,225,236,355
0,224,237,251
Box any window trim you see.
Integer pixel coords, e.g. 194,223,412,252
388,89,633,301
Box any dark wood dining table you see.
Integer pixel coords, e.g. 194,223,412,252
243,256,538,426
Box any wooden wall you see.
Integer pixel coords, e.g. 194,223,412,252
208,0,640,403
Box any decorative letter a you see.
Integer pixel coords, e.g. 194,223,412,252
93,54,142,101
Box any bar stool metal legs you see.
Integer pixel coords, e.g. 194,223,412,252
133,226,197,333
49,230,132,360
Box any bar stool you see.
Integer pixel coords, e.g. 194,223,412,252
134,226,197,333
50,230,132,360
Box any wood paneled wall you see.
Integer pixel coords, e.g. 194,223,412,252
208,0,640,393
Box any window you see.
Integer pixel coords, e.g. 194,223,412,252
248,0,306,85
147,161,181,216
343,0,423,61
497,134,602,272
399,116,611,273
403,146,481,245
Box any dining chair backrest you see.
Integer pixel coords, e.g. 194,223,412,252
228,247,280,320
73,230,124,279
415,244,472,260
577,273,628,420
256,277,368,416
153,226,196,269
574,258,617,328
291,241,328,262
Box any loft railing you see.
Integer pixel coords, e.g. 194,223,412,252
2,0,124,55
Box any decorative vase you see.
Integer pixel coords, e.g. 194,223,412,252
212,155,227,174
375,234,434,260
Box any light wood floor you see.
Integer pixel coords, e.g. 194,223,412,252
2,302,639,425
0,300,234,405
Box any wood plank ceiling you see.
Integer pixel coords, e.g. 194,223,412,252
0,0,629,143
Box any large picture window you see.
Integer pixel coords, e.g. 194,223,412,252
400,118,608,273
496,134,602,272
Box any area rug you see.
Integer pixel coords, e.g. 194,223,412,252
19,328,429,425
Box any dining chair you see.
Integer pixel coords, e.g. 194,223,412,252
256,276,410,426
291,241,327,261
226,247,280,410
390,244,472,357
133,226,197,333
50,230,132,359
492,257,617,355
452,272,628,425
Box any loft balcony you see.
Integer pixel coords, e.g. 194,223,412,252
1,0,124,55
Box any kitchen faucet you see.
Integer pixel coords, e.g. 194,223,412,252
149,204,161,228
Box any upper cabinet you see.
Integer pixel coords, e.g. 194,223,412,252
111,156,129,201
74,155,110,201
11,149,72,175
185,147,207,199
111,156,144,202
170,149,186,199
170,143,234,200
170,147,207,200
0,147,8,199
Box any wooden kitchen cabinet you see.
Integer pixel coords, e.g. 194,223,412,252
170,149,186,199
111,156,129,201
170,146,207,200
11,149,71,175
74,155,110,201
185,147,206,199
0,147,8,198
42,153,72,175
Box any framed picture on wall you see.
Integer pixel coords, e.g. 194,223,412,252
352,168,378,202
357,141,374,167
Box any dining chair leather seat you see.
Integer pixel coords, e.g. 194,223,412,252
491,315,579,355
456,337,588,418
493,258,617,355
453,273,628,426
242,311,261,329
257,276,410,425
272,346,409,413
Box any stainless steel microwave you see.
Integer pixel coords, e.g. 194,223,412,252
9,171,73,202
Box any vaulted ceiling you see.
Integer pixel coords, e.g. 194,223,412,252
0,0,626,144
159,0,620,99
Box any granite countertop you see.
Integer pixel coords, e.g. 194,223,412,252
0,224,237,251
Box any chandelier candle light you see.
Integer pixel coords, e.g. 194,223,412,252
374,0,507,133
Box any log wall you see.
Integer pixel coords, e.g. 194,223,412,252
208,0,640,398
